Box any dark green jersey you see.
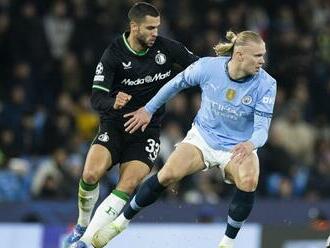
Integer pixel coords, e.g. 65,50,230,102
92,32,198,127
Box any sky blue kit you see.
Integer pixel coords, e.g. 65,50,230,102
145,56,277,151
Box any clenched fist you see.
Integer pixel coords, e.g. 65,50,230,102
113,91,132,110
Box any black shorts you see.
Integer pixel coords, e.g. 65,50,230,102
92,120,160,169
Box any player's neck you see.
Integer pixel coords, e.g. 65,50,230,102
227,60,248,81
127,34,147,53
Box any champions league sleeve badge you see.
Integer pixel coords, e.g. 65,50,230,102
155,51,166,65
95,62,104,75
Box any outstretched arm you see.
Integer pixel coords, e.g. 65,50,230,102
124,60,202,133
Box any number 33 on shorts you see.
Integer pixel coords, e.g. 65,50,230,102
145,138,160,162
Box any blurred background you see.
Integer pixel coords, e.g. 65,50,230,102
0,0,329,247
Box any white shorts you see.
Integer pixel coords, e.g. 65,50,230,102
178,125,233,184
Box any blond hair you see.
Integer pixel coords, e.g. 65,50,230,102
214,30,263,56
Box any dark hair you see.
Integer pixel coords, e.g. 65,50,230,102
128,2,160,23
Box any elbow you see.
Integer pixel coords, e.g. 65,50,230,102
90,93,99,111
250,129,269,148
259,131,269,147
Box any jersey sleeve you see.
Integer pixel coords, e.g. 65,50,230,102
166,39,199,68
248,80,277,148
91,47,117,112
92,48,116,93
145,59,203,114
255,80,277,116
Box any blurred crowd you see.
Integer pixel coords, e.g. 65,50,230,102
0,0,329,204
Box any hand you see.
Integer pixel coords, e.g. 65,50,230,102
113,91,132,110
230,141,255,164
124,107,152,133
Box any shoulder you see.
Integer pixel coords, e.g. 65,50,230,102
255,69,277,99
156,36,182,47
195,56,229,67
104,34,122,54
258,69,277,87
184,57,219,81
100,34,122,63
193,56,227,69
156,36,192,53
215,56,231,63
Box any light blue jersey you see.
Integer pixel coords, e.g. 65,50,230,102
145,56,277,150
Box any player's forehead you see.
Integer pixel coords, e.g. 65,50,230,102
139,15,160,27
242,41,266,54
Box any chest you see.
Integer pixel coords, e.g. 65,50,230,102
115,49,173,81
201,79,259,118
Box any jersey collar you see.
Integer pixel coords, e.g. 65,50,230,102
122,33,149,56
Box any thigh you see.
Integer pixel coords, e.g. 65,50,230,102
224,151,260,185
82,144,112,182
158,143,205,182
91,121,123,166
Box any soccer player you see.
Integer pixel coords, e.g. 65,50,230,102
64,2,198,248
326,235,330,248
91,30,277,248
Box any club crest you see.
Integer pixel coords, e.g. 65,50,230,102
155,51,166,65
242,95,253,105
98,132,109,142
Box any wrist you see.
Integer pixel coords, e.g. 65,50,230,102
144,105,154,116
247,141,255,150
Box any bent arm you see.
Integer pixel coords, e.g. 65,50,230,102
249,80,277,148
248,112,272,148
90,89,115,112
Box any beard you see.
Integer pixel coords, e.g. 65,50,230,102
136,34,150,48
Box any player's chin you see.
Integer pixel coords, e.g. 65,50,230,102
147,40,156,47
251,68,260,75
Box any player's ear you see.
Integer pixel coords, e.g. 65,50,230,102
130,21,138,33
235,49,244,62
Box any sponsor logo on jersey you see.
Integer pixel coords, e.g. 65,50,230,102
262,96,275,104
155,51,166,65
122,61,132,69
121,70,171,86
98,132,109,142
242,95,253,105
226,89,236,101
205,96,248,121
95,62,103,75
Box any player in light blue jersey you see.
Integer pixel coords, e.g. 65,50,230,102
91,30,277,248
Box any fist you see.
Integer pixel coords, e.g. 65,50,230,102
113,92,132,110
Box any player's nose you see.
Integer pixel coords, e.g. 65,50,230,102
260,57,265,64
152,28,158,37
